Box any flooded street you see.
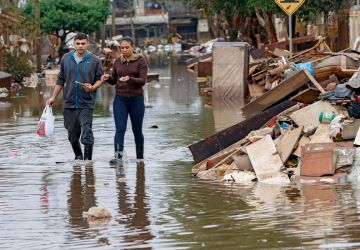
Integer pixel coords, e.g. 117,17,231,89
1,55,360,249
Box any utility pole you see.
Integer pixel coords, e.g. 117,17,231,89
111,0,116,37
101,22,106,48
35,0,42,73
130,0,136,42
130,11,135,41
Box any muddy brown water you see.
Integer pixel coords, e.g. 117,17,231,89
1,54,360,249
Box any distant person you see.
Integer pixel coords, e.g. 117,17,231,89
46,54,54,64
101,36,148,166
46,32,104,165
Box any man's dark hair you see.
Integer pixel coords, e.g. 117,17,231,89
121,36,134,46
74,32,88,41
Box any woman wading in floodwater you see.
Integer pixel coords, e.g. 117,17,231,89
102,36,148,166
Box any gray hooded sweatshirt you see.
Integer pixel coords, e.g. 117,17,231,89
56,50,103,109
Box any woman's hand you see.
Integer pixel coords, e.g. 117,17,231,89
119,76,130,82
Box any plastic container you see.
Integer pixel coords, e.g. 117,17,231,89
295,62,314,76
319,111,337,124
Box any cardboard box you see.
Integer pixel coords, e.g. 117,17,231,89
300,142,353,177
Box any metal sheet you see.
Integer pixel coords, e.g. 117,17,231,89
188,100,295,163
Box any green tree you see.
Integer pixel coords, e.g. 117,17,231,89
4,50,33,83
298,0,353,36
186,0,354,45
23,0,110,58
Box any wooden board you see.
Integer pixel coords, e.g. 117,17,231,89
198,61,212,77
293,136,311,157
309,124,332,143
290,88,320,104
248,83,265,98
276,127,303,163
289,101,337,127
243,69,310,113
189,100,295,164
246,135,289,183
354,127,360,146
342,119,360,140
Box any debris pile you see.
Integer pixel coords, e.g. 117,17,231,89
189,36,360,185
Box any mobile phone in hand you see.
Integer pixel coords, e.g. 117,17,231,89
75,80,85,86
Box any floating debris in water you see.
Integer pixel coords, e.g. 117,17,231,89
83,206,112,220
118,177,126,183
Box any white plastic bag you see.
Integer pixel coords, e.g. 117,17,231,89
36,105,55,137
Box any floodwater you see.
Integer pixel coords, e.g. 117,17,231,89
1,54,360,249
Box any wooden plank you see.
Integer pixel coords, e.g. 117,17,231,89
342,119,360,139
243,70,310,113
276,127,303,163
289,101,337,127
192,138,247,174
309,124,332,144
293,136,311,157
303,70,326,93
246,135,289,183
261,35,315,51
206,150,235,169
290,88,320,104
189,100,296,164
248,83,265,98
354,127,360,146
198,61,212,77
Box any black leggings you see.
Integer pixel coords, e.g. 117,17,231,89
113,95,144,146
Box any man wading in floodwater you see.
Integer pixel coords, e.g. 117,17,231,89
46,33,104,165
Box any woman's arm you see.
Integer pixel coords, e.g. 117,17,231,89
128,57,148,86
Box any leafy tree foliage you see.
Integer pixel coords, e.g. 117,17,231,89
4,50,32,83
23,0,109,57
186,0,353,43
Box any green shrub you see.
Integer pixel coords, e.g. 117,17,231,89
4,50,33,83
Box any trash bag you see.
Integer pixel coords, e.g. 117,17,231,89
36,105,55,137
347,101,360,118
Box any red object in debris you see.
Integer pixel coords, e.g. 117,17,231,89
266,117,277,127
300,142,353,177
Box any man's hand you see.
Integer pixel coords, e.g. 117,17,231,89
46,96,56,106
83,83,94,92
101,74,110,82
119,76,129,82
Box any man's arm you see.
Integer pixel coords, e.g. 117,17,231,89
83,80,103,92
83,59,104,92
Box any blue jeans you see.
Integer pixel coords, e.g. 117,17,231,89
113,95,144,147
